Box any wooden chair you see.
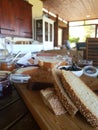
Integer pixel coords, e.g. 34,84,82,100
76,42,86,62
86,38,98,66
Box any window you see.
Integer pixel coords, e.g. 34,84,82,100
69,25,95,42
69,19,98,42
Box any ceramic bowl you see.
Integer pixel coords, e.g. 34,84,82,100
58,65,83,77
83,66,98,77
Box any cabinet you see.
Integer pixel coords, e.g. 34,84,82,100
0,1,1,28
23,2,32,38
0,0,15,35
0,0,32,38
15,0,32,38
35,16,54,50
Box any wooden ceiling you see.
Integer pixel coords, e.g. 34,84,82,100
41,0,98,22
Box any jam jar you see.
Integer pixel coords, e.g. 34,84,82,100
0,73,12,98
0,62,15,71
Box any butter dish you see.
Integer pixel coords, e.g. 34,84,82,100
10,74,31,83
83,66,98,77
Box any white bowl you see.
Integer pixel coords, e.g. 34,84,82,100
58,65,83,77
83,66,98,77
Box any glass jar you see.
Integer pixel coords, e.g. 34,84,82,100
0,73,12,98
0,62,15,71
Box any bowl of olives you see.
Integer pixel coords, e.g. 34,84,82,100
58,63,83,77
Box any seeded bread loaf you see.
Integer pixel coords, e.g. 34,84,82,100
52,69,78,116
61,70,98,128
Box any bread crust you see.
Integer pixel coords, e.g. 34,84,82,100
61,70,98,128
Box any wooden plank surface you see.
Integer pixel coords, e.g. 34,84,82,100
15,82,98,130
0,87,41,130
0,87,20,111
9,113,41,130
0,99,28,130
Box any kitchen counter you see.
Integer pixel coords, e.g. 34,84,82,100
14,74,98,130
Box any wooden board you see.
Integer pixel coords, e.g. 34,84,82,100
15,83,97,130
14,66,98,130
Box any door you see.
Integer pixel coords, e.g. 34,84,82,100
43,17,54,50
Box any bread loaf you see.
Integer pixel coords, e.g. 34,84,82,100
52,69,78,116
40,88,66,115
61,70,98,128
16,66,54,83
38,56,67,71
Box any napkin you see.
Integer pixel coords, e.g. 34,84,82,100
17,52,32,65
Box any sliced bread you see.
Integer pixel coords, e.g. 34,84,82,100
40,88,66,115
52,69,78,116
61,70,98,128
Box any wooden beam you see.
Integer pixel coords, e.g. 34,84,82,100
54,15,58,47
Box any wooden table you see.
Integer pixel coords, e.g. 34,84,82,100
0,87,40,130
15,74,98,130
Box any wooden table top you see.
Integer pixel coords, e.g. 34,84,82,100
15,74,98,130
